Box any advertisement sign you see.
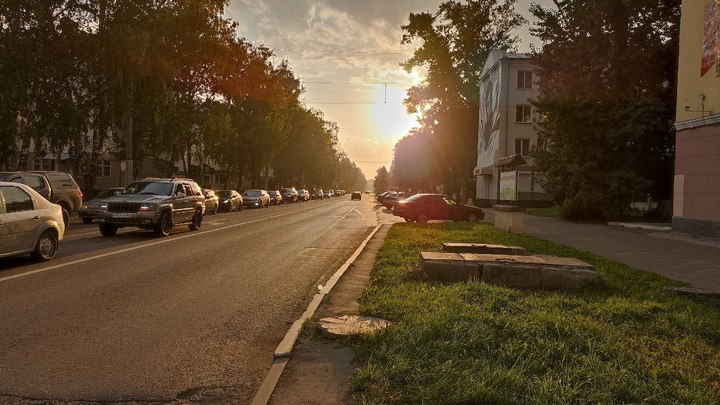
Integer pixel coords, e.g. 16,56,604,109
499,171,518,201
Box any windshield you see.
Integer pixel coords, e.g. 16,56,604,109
96,189,121,198
216,191,232,198
244,190,261,197
123,181,173,196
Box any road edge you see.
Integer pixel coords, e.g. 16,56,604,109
250,223,383,405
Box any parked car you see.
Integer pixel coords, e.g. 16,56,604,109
268,190,283,205
334,189,343,197
243,189,270,208
297,189,310,202
312,189,324,200
77,187,124,224
0,182,65,261
351,191,362,201
98,178,205,237
392,194,485,223
201,189,219,215
383,192,413,209
323,189,333,198
216,190,242,212
280,187,298,203
376,191,394,205
0,171,83,227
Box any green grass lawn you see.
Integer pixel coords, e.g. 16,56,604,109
352,222,720,404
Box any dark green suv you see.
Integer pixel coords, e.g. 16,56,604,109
98,178,205,237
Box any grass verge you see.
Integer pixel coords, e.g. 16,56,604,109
352,222,720,404
525,206,562,217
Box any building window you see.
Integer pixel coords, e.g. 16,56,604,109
536,138,547,151
100,160,111,177
516,105,532,123
33,158,56,171
517,71,533,89
515,139,530,156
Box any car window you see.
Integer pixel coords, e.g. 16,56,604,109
44,172,75,188
443,197,456,205
124,181,173,196
23,175,45,191
190,182,202,196
1,186,34,212
244,190,260,197
96,189,120,198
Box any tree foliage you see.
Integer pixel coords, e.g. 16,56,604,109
398,0,524,196
530,0,680,219
0,0,362,192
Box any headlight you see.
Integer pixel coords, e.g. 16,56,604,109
100,203,108,209
138,203,157,212
224,199,231,203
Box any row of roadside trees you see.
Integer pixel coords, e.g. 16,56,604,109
386,0,678,220
0,1,366,193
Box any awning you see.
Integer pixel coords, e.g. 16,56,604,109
493,153,527,169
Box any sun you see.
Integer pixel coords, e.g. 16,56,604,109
368,84,420,143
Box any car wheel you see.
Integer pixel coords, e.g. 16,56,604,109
31,229,58,261
189,209,203,231
154,211,172,236
404,217,414,223
467,212,479,222
212,206,217,215
99,223,118,237
81,217,93,224
416,212,428,223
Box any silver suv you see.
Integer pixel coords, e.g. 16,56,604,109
98,178,205,237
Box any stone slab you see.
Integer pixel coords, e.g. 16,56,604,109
420,252,597,289
317,316,392,338
442,243,527,256
421,252,481,282
540,267,599,290
661,287,720,307
482,264,540,288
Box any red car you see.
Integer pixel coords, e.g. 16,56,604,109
392,194,485,223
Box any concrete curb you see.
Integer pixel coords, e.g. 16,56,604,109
250,223,383,405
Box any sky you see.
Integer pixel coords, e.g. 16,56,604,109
225,0,554,179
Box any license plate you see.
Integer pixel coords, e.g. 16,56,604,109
112,213,133,218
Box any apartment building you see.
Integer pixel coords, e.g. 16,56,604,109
674,0,720,237
474,49,549,206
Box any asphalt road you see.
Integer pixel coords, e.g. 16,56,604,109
0,196,380,404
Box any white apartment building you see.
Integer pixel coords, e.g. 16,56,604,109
474,49,550,206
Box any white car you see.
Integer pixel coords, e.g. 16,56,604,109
0,182,65,261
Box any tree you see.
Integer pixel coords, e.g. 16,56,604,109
400,0,524,197
374,166,390,194
530,0,680,219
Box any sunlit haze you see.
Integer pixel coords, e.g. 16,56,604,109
226,0,553,179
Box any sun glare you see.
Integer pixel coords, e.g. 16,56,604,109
369,84,419,143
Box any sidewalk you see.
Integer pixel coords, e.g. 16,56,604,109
484,211,720,291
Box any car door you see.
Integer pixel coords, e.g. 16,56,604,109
443,197,464,221
0,185,40,254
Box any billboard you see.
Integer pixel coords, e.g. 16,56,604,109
499,171,518,201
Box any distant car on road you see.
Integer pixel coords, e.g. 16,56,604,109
312,189,323,200
281,187,298,203
243,189,270,208
77,187,124,224
268,190,282,205
202,189,219,215
323,189,333,198
98,178,205,237
297,189,310,202
392,194,485,223
351,191,362,201
216,190,242,212
0,182,65,261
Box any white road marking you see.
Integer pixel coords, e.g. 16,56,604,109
0,202,338,284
